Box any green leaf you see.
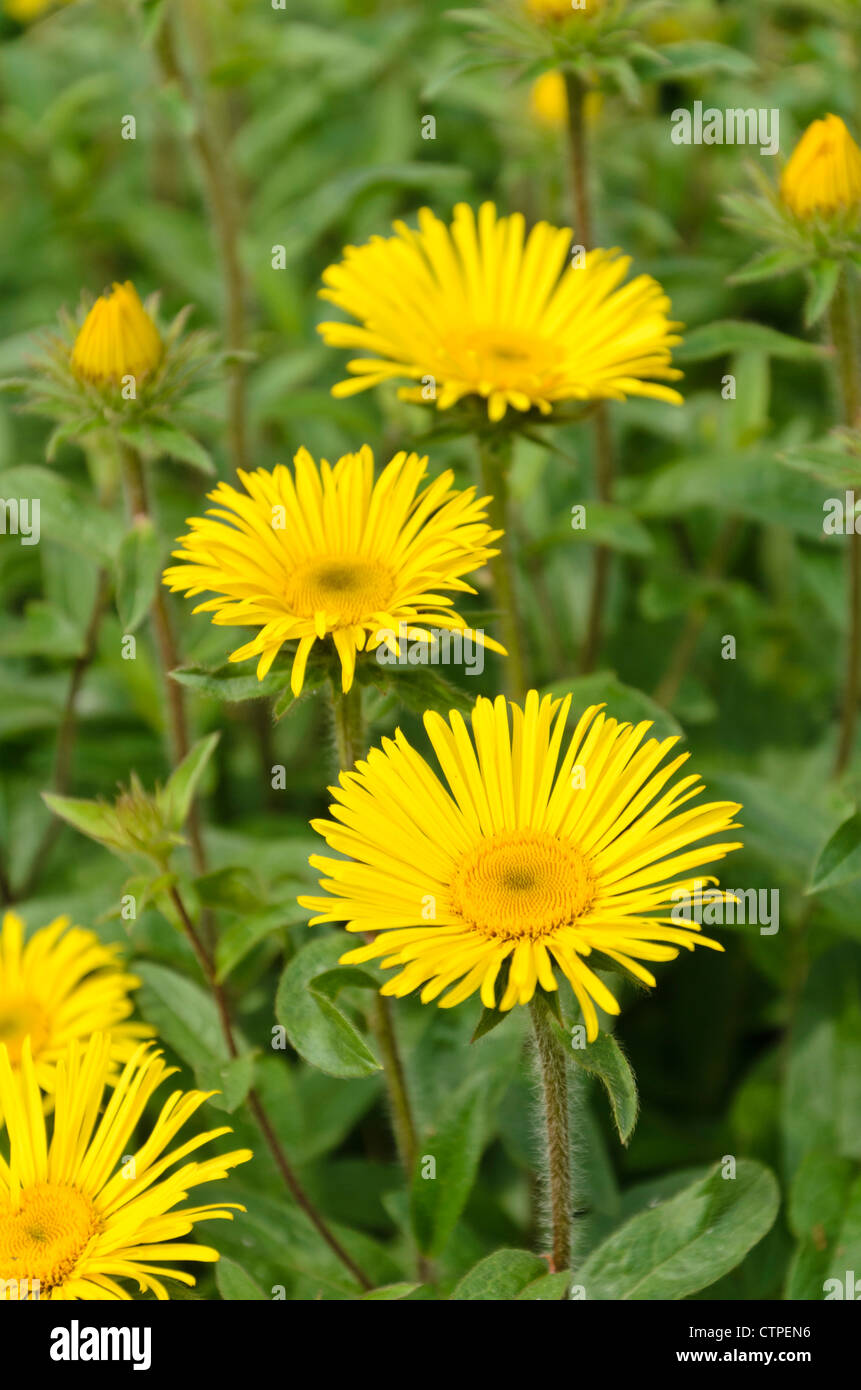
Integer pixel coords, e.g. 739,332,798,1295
515,1271,572,1300
115,516,163,634
215,1257,267,1301
804,260,841,328
359,1283,421,1301
356,658,475,716
134,961,231,1070
410,1075,488,1256
158,732,220,831
576,1160,780,1299
451,1250,549,1301
470,1003,510,1043
528,503,654,559
781,439,861,490
172,661,291,703
809,812,861,894
729,249,810,285
215,906,306,982
41,793,121,849
0,465,118,560
783,945,861,1174
788,1151,854,1245
638,452,829,539
195,1053,255,1113
675,321,825,364
275,935,381,1079
542,672,683,743
120,420,215,475
570,1032,639,1145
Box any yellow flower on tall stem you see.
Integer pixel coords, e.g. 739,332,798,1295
301,690,742,1039
0,1034,251,1300
163,445,505,696
302,690,741,1272
780,114,861,221
319,201,681,697
0,912,151,1109
70,281,162,386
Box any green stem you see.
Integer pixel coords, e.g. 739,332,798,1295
166,882,372,1290
563,69,614,674
831,270,861,777
119,444,208,883
328,682,422,1179
530,997,572,1274
477,431,528,700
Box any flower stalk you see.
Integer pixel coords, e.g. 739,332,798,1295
530,995,572,1274
165,879,373,1290
329,682,421,1179
831,269,861,776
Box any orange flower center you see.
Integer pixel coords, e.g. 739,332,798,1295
284,556,395,625
451,830,594,940
0,1184,100,1297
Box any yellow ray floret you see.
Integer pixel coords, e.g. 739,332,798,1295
70,281,162,386
0,911,152,1117
318,202,683,422
300,691,743,1040
0,1034,251,1300
780,114,861,220
163,445,505,696
527,0,604,18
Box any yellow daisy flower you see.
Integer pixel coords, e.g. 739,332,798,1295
70,281,162,386
527,0,603,18
780,114,861,220
4,0,71,19
318,202,683,422
0,912,151,1110
163,445,505,696
529,70,603,131
300,691,743,1040
0,1034,251,1300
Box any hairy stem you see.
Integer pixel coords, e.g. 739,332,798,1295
166,883,372,1289
530,997,572,1275
17,568,110,899
477,430,528,700
155,5,249,472
119,444,207,882
329,682,422,1179
831,271,861,776
564,69,614,674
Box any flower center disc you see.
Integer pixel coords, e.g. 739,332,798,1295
0,1184,99,1294
442,326,559,392
285,556,394,625
0,997,48,1065
451,830,594,940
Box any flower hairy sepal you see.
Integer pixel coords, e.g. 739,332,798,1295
0,284,225,472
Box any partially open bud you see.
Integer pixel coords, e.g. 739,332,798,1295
70,281,163,386
780,114,861,221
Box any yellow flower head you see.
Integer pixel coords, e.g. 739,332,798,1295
0,1034,251,1299
70,281,162,386
163,446,505,696
527,0,603,18
318,203,683,422
0,912,151,1108
530,71,603,131
4,0,71,19
300,692,743,1040
780,114,861,220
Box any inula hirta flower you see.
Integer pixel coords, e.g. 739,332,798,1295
70,281,162,386
780,114,861,220
163,446,504,696
0,1034,251,1300
318,203,682,422
0,912,151,1107
527,0,604,18
301,692,742,1039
